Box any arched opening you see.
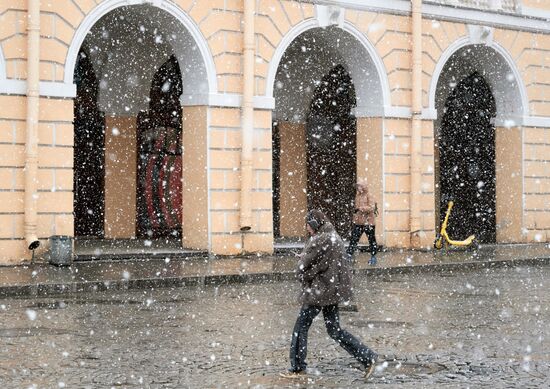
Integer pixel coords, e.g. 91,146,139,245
136,55,183,239
71,4,210,254
438,72,496,243
434,43,524,244
74,48,105,238
307,64,356,236
271,26,383,244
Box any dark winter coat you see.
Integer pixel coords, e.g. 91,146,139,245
352,181,376,226
297,222,353,306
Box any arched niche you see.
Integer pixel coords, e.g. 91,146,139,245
69,2,210,251
270,23,386,244
432,41,526,242
64,0,216,103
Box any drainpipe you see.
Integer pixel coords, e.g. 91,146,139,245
410,0,422,248
240,0,254,232
24,0,40,251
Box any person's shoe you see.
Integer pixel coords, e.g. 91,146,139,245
279,369,306,379
364,363,375,380
339,303,358,312
368,255,377,266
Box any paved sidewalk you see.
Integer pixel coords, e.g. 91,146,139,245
0,243,549,297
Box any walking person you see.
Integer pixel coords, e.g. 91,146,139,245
280,210,378,380
347,180,378,265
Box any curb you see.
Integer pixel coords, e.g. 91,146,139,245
0,256,548,298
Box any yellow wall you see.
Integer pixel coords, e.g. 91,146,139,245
278,121,307,237
357,117,384,244
495,126,523,242
208,108,274,254
0,95,74,263
383,118,411,248
3,1,550,262
522,0,550,11
208,107,242,254
182,106,208,250
104,116,137,239
523,126,550,242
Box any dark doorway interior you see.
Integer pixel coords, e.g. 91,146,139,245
74,48,105,238
306,65,357,238
136,55,183,239
438,71,496,243
272,121,281,238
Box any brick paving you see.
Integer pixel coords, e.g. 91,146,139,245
0,263,549,388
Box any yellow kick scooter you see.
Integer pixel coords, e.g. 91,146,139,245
434,201,476,249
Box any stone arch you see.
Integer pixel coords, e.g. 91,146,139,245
68,0,211,251
269,20,387,243
431,37,525,243
64,0,217,98
428,36,528,124
266,19,391,117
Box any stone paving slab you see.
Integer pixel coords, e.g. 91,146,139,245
1,265,549,388
0,243,548,297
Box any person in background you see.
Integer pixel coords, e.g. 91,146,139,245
347,180,378,265
280,209,378,380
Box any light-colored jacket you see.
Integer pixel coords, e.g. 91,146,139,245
352,182,376,225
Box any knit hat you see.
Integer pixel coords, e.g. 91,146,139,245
306,209,327,232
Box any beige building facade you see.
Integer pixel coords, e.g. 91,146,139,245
1,0,549,264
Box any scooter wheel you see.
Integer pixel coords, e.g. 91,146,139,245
434,235,443,250
467,239,480,252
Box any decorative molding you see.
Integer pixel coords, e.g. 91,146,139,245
521,6,550,21
0,79,24,95
467,24,493,45
180,93,210,106
352,105,384,118
313,0,410,14
315,4,345,28
422,108,438,120
348,108,549,125
427,36,529,119
493,115,524,127
355,106,438,120
313,0,550,33
40,81,77,98
181,93,275,110
207,93,240,108
384,106,411,119
254,96,275,110
522,116,550,128
421,2,550,34
0,79,76,97
0,85,274,110
341,21,391,110
265,19,320,100
265,19,391,109
63,0,217,94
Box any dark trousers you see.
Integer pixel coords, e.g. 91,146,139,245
347,224,377,256
289,304,377,372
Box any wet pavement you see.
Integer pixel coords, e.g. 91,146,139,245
0,263,549,388
1,243,549,298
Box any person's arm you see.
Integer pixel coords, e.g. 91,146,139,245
297,239,315,280
367,193,376,214
357,193,375,213
298,235,329,283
